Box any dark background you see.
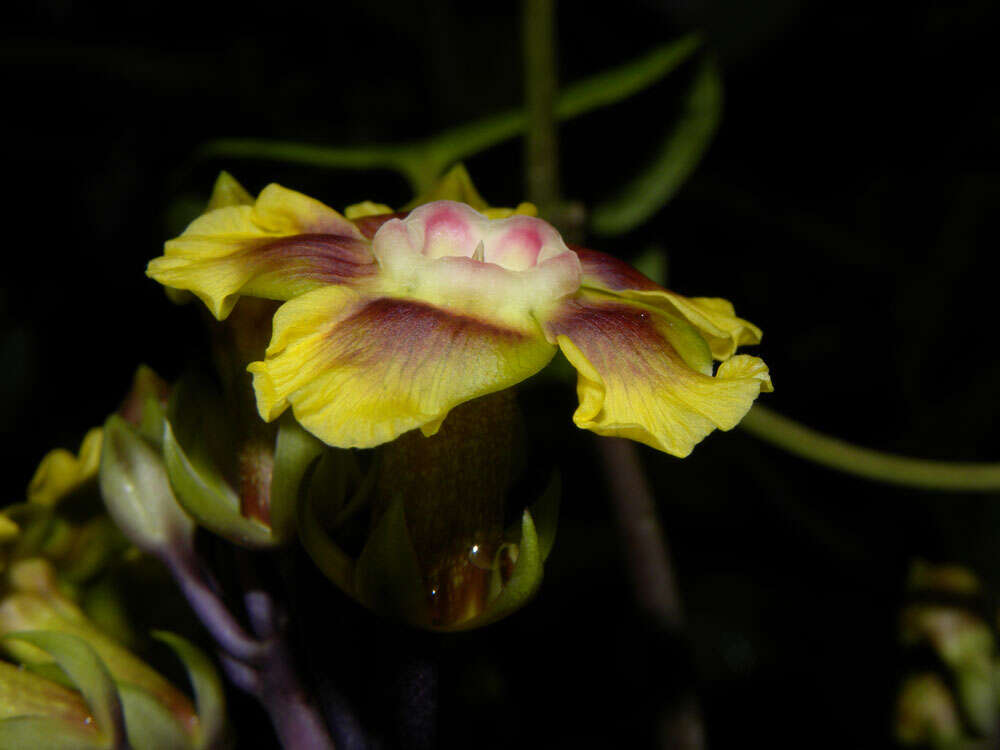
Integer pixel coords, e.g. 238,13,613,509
2,1,998,747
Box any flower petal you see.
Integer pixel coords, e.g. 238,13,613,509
248,286,557,448
574,246,762,359
205,171,254,211
148,184,374,319
27,428,103,506
541,292,772,457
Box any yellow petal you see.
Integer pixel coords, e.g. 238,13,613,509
575,246,762,359
0,514,18,543
344,200,393,219
27,427,103,507
543,293,771,457
148,183,373,319
404,164,491,211
482,202,538,219
166,173,255,306
402,164,536,218
206,171,254,211
248,286,556,448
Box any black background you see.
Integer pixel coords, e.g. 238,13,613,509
2,1,998,747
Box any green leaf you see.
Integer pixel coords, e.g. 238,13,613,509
196,35,701,194
556,33,701,121
353,496,429,626
0,717,105,750
440,509,543,631
268,414,326,544
118,683,192,750
3,631,126,747
152,631,227,750
591,57,723,235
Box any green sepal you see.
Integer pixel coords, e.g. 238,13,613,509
136,391,168,452
268,414,326,544
439,509,543,632
118,683,192,750
353,496,430,626
0,717,105,750
152,631,228,750
529,472,560,563
162,418,272,548
297,456,355,596
2,631,126,747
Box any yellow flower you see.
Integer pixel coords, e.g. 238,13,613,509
26,428,103,507
148,172,771,457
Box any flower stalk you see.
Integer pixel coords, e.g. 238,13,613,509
740,404,1000,491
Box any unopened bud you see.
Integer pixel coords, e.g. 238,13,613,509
98,415,195,558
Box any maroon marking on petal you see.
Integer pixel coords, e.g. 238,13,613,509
324,298,531,390
545,297,675,377
253,233,377,284
335,297,527,361
352,212,408,239
570,245,661,292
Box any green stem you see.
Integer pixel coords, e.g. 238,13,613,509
740,405,1000,492
522,0,559,213
197,35,701,198
197,138,432,193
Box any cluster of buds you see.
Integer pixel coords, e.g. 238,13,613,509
0,370,226,748
894,560,999,748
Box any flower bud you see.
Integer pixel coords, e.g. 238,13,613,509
895,673,963,746
0,558,228,746
162,370,324,548
0,658,102,747
299,391,558,631
99,415,195,558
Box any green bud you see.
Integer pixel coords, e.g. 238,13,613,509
99,415,195,558
895,673,963,747
900,604,997,736
1,631,124,748
299,392,557,631
0,559,228,746
162,373,323,548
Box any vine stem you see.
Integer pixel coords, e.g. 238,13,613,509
739,405,1000,492
161,546,337,749
522,0,560,216
596,438,706,750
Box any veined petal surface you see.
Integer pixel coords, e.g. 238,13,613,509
575,246,762,359
542,292,772,457
148,184,374,319
249,286,557,448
